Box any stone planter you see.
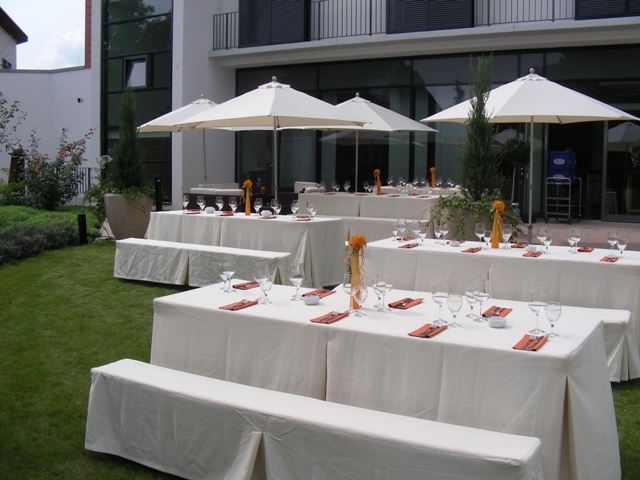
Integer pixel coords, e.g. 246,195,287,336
104,193,152,240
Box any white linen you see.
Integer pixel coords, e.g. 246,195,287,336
150,282,620,480
381,186,459,196
189,187,243,196
147,210,222,245
114,238,189,285
299,192,361,216
87,359,544,480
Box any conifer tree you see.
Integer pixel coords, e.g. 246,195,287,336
111,86,144,191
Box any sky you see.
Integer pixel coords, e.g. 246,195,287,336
3,0,86,70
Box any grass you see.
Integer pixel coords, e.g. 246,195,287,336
0,241,639,478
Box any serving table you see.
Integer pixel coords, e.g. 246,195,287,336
151,282,620,480
364,237,640,381
146,211,345,287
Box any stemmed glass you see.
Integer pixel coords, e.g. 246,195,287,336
483,229,492,250
418,224,428,245
567,234,576,254
436,177,442,188
618,237,627,258
221,257,236,293
253,197,263,215
306,202,317,219
363,181,369,193
528,288,547,335
229,197,237,214
432,280,449,326
465,285,478,319
475,223,485,248
387,176,394,186
502,224,512,249
270,199,281,216
289,263,304,301
215,195,224,213
182,194,190,212
255,262,271,304
374,272,392,312
368,182,374,194
354,286,368,317
290,200,299,215
545,301,561,338
473,280,490,322
570,228,582,252
410,221,420,240
433,223,442,245
331,180,339,193
543,235,552,254
439,221,450,243
372,280,383,309
536,227,547,248
343,273,357,315
390,223,399,242
197,195,206,212
397,219,406,242
607,230,618,258
447,293,462,328
344,180,351,193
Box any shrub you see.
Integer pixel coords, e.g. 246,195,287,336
0,225,79,266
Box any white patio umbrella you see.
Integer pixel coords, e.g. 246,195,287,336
306,93,436,191
138,96,218,183
608,121,640,152
422,68,640,241
178,77,367,199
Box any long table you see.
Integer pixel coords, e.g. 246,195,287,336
151,282,621,480
365,237,640,381
146,211,345,287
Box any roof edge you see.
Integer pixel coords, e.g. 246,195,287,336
0,7,28,45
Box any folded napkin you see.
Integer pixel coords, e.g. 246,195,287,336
258,215,277,219
184,209,201,214
513,334,547,351
233,281,260,290
409,323,448,338
311,311,349,324
389,297,423,309
511,243,528,248
600,256,619,263
417,195,430,198
578,247,594,252
294,217,312,222
303,288,336,299
220,212,234,216
323,192,336,195
219,299,259,311
355,193,368,196
523,251,542,257
399,242,419,249
388,194,400,197
482,306,512,317
463,247,482,253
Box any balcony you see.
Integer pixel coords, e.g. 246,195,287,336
212,0,639,50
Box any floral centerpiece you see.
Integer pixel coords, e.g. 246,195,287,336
430,167,436,188
491,200,505,248
346,234,367,309
241,179,252,215
374,169,381,195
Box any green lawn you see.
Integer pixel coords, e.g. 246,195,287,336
0,240,638,478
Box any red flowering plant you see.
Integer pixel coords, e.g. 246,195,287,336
22,127,93,210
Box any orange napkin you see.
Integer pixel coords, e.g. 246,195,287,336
578,247,594,252
258,215,277,219
417,195,430,198
220,212,234,216
389,297,423,309
311,311,349,324
232,281,260,290
409,323,448,338
219,299,259,311
295,217,312,222
482,306,512,317
600,256,619,263
388,194,400,197
523,251,542,257
297,215,310,219
513,334,547,351
184,209,201,214
355,193,368,196
511,243,528,248
323,192,336,195
463,247,482,253
303,288,336,299
399,242,419,249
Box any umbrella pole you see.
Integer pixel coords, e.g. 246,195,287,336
202,130,208,183
527,118,534,244
273,118,278,201
355,130,359,192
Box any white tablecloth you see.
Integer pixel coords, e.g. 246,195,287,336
147,211,345,287
150,282,620,480
364,237,640,382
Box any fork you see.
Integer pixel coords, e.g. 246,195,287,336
319,311,341,324
396,298,414,308
521,335,537,350
419,325,439,338
230,299,250,310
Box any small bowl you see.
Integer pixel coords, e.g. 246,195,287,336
205,206,215,214
303,294,320,305
525,245,538,252
488,316,507,328
261,210,272,217
449,240,460,247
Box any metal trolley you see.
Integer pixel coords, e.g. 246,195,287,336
543,176,582,224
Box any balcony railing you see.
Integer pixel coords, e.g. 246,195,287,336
76,166,93,195
213,12,238,50
310,0,385,40
476,0,574,26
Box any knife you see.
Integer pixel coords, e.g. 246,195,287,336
419,325,440,338
485,306,500,319
527,336,544,351
520,335,536,350
395,298,414,308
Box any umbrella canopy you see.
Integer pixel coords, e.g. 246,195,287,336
608,122,640,152
138,96,218,182
422,68,640,241
178,78,367,198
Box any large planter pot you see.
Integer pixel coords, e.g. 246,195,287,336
104,193,152,240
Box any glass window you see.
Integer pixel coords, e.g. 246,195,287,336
126,57,147,88
546,47,640,81
414,56,472,86
236,65,318,95
106,16,171,57
152,51,171,88
520,53,544,76
107,0,172,23
107,58,123,92
319,59,412,90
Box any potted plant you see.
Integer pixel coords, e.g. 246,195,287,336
100,87,153,239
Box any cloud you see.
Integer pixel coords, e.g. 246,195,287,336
32,28,84,70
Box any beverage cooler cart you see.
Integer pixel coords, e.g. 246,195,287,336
543,176,582,224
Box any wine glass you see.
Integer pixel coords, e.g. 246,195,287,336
306,202,317,218
536,227,547,247
363,181,369,193
567,235,576,254
447,293,462,328
354,286,368,317
368,182,374,194
543,235,552,254
254,262,271,304
387,176,394,186
446,178,452,188
270,199,281,216
607,230,618,258
439,221,450,243
465,285,478,320
502,224,512,249
343,273,357,315
418,224,428,245
229,197,237,214
372,280,383,309
528,288,547,335
215,195,224,213
344,180,351,193
432,280,449,326
196,195,206,212
436,177,442,188
473,280,490,322
545,301,561,338
221,257,236,293
390,223,399,242
289,263,304,301
570,228,582,252
483,229,492,250
374,272,392,312
253,197,263,215
475,223,485,248
397,219,406,241
618,237,627,258
212,261,223,286
182,194,190,212
290,200,299,215
331,180,339,192
433,223,442,245
410,221,420,240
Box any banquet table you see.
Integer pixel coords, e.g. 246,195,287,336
364,237,640,381
146,211,345,287
151,282,620,480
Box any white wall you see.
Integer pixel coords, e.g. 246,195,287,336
0,28,17,68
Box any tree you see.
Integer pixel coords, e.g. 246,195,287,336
0,97,25,153
111,87,144,191
459,56,503,201
497,138,530,204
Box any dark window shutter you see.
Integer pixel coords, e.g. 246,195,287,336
388,0,428,34
270,0,308,44
428,0,473,30
629,0,640,14
576,0,626,19
239,0,271,47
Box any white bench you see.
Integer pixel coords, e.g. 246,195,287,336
114,238,290,287
86,359,544,480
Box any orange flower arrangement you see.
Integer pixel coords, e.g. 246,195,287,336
493,200,505,213
373,169,381,195
349,234,367,251
430,167,436,188
491,201,505,248
242,180,253,215
346,234,367,309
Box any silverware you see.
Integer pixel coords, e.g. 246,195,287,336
320,311,341,324
486,306,499,319
396,298,414,308
520,335,536,350
419,325,439,338
231,299,250,310
527,336,544,351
